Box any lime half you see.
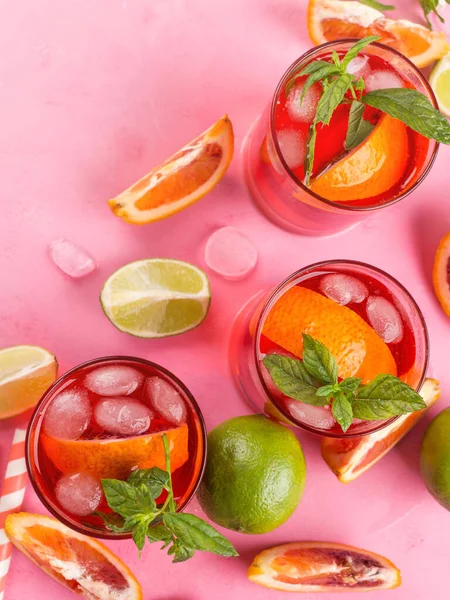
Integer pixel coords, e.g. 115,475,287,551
430,52,450,117
100,259,211,338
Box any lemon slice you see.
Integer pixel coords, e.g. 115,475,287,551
0,346,58,419
100,259,211,338
430,52,450,117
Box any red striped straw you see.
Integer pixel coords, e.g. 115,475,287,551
0,429,27,600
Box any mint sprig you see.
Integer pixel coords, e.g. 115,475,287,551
100,434,238,562
358,0,396,10
263,333,426,433
419,0,449,29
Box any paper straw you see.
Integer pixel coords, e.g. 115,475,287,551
0,429,27,600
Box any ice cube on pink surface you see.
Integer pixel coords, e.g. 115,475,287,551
366,296,404,344
94,398,152,436
320,273,368,306
55,472,103,516
204,226,257,280
285,399,335,430
364,71,405,93
43,389,92,439
286,81,320,123
84,365,144,396
146,377,187,425
277,129,306,170
49,238,96,278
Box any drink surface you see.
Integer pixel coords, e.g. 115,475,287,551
28,359,204,534
274,51,432,206
259,268,417,435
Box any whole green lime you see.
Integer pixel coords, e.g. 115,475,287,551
197,415,306,534
420,408,450,510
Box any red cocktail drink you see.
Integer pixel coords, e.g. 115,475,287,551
243,41,438,235
26,357,206,538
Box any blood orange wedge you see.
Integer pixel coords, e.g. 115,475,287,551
307,0,449,68
433,231,450,317
248,541,401,592
262,286,397,383
322,378,440,483
108,115,234,224
41,424,188,479
310,114,408,202
5,513,142,599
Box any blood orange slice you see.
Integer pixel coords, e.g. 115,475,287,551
108,115,234,224
307,0,449,68
5,512,142,599
433,231,450,317
41,424,188,479
262,286,397,383
321,378,440,483
310,115,408,202
248,541,401,592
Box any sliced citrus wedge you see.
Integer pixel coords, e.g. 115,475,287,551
0,346,58,419
100,258,211,338
310,114,408,202
108,115,234,224
433,232,450,317
41,423,189,479
321,378,440,483
248,541,401,592
262,286,397,383
5,513,142,599
307,0,449,68
430,52,450,117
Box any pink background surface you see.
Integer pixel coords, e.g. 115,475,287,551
0,0,449,598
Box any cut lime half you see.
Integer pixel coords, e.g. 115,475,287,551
430,52,450,117
100,259,211,338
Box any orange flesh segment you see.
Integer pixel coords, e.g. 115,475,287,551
310,115,408,202
42,424,189,480
262,286,397,383
307,0,449,67
321,378,440,482
433,231,450,317
135,142,223,210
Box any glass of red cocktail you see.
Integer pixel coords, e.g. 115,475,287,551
26,356,206,538
242,40,439,236
230,260,429,437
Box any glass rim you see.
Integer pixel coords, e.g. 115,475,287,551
25,355,208,540
270,39,440,213
253,259,430,438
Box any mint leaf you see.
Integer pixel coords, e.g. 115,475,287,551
419,0,447,28
339,377,362,394
302,333,338,385
341,36,381,69
299,64,341,103
101,480,143,518
358,0,395,10
147,525,173,547
316,73,353,125
128,467,170,500
316,384,337,397
170,543,195,563
263,354,322,404
345,101,375,150
362,88,450,144
163,513,238,557
352,374,426,420
331,393,353,433
95,512,126,532
132,519,152,553
304,120,318,186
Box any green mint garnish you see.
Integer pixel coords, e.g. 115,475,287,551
419,0,449,29
100,434,238,562
286,33,450,188
263,333,426,433
358,0,396,10
345,100,375,151
361,88,450,145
